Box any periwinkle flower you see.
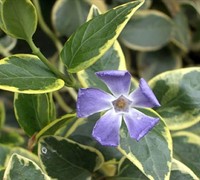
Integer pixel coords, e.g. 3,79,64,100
77,70,160,146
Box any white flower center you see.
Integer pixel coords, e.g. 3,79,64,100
112,95,132,113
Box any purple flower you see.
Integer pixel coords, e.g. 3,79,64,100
77,70,160,146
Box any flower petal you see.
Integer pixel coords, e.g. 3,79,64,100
96,70,131,97
77,88,113,117
92,110,122,146
124,108,159,141
129,78,160,108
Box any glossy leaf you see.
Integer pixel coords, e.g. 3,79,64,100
137,46,182,80
170,159,199,180
0,144,11,167
86,4,101,21
172,131,200,177
30,113,76,149
38,136,104,180
68,115,123,161
0,130,24,146
77,6,128,90
117,157,148,179
9,147,40,165
3,154,50,180
0,145,40,169
60,0,144,73
1,0,37,40
77,41,128,90
185,123,200,136
0,54,64,93
149,67,200,130
118,109,172,180
14,93,56,136
171,10,191,52
120,10,173,51
179,1,200,51
52,0,91,37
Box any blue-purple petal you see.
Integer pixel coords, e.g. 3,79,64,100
77,88,114,118
92,110,122,146
96,70,131,97
129,78,160,108
124,108,159,141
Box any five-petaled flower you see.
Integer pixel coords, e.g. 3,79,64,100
77,70,160,146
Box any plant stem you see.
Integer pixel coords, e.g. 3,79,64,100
53,91,73,113
33,0,63,52
27,38,74,86
63,87,77,101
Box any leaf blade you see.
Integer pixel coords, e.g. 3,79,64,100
60,0,144,73
3,153,50,180
118,109,172,180
0,54,64,93
149,67,200,130
38,136,104,180
14,93,56,136
1,0,37,40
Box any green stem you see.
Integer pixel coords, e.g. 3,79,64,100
27,38,74,86
33,0,64,75
63,87,77,101
31,0,80,90
53,91,73,113
33,0,63,52
65,117,85,137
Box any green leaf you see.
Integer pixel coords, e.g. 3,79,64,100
179,0,200,16
38,135,104,180
60,0,144,73
52,0,91,37
9,147,40,165
0,130,24,146
0,54,64,93
0,145,39,168
149,67,200,130
185,122,200,136
77,5,130,90
27,113,76,149
0,144,11,167
170,159,199,180
86,4,101,21
118,109,172,180
171,10,191,52
116,157,148,179
3,154,50,180
1,0,37,40
172,131,200,177
77,41,128,90
137,46,182,80
68,115,122,161
14,93,56,136
120,10,173,51
0,101,5,129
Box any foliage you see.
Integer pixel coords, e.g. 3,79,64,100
0,0,199,179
